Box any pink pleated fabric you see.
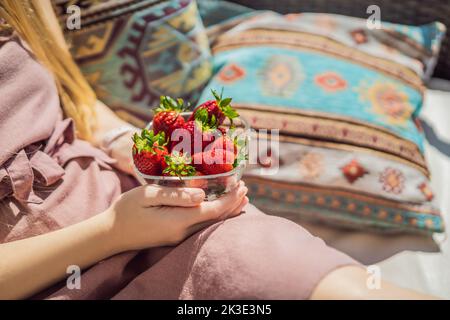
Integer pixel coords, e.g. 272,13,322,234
0,34,359,300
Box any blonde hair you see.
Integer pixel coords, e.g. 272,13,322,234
0,0,96,140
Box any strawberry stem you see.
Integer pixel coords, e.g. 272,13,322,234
211,88,239,122
132,129,167,154
163,152,197,178
155,95,189,114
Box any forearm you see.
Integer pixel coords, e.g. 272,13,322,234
0,210,117,300
91,101,139,175
310,266,438,300
91,100,134,146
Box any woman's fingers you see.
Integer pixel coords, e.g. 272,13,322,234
185,181,248,224
229,196,249,218
215,194,249,220
135,185,205,207
184,196,249,237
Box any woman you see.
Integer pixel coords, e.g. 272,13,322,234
0,0,436,300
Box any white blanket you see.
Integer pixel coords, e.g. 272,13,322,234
300,79,450,298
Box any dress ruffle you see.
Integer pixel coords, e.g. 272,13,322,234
0,119,115,205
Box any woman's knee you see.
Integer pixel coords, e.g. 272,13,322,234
188,205,330,299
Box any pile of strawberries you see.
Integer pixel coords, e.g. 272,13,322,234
132,90,244,178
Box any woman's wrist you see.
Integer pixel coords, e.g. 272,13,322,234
109,130,139,176
85,208,126,256
100,125,138,156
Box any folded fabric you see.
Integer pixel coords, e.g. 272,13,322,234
55,0,212,125
198,10,446,234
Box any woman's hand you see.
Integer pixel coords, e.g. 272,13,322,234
108,131,137,176
104,182,249,252
0,182,247,299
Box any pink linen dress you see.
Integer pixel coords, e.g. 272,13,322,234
0,33,359,300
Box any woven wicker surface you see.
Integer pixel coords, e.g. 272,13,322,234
230,0,450,80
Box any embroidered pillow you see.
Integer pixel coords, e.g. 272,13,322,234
198,12,446,233
55,0,212,126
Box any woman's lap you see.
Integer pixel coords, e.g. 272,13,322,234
112,204,359,300
29,166,357,300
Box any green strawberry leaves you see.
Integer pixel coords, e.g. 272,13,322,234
155,96,189,113
233,150,248,168
163,151,196,178
194,108,210,124
211,89,238,119
194,108,221,132
211,89,239,126
132,129,167,154
132,133,149,153
194,89,239,129
232,135,248,168
219,97,232,108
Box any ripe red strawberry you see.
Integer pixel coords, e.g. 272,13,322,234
170,120,224,155
192,148,235,175
132,129,168,175
152,96,187,138
162,152,208,188
188,89,239,125
170,120,198,155
162,151,196,178
217,127,227,135
186,172,208,189
205,135,237,155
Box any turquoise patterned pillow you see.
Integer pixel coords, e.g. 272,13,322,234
199,12,446,233
55,0,212,126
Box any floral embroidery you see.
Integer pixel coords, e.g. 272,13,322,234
316,196,326,205
285,192,296,202
271,190,281,199
313,15,337,33
350,29,368,44
347,202,357,211
360,82,413,126
362,206,372,216
425,219,434,229
418,182,434,201
244,177,444,233
218,63,246,83
379,167,405,194
315,72,347,92
285,13,302,22
331,199,341,208
340,159,368,183
256,184,266,195
261,55,303,97
378,209,388,219
298,152,323,180
300,194,310,203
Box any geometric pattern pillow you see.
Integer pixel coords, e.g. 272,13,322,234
199,12,446,234
54,0,212,126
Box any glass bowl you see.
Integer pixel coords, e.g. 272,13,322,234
134,112,249,201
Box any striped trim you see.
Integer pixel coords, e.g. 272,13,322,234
236,105,427,172
213,29,424,93
244,176,443,233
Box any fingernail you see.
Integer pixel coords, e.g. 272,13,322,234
191,191,205,202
